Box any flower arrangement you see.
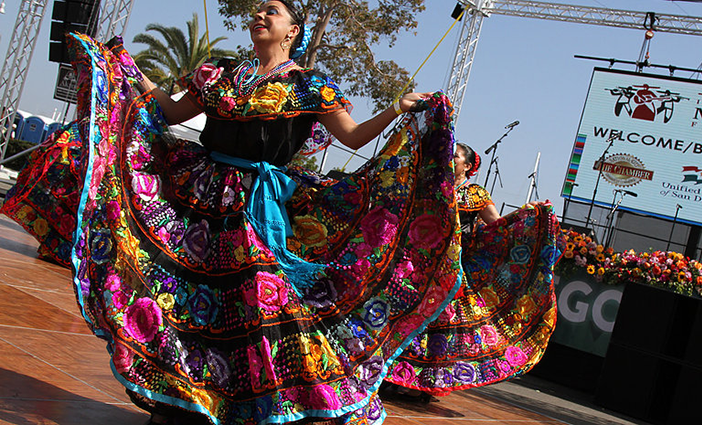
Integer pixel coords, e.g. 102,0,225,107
555,228,702,299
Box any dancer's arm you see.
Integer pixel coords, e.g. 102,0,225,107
479,204,500,225
136,76,202,125
318,92,432,150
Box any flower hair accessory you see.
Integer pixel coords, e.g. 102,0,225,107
291,24,311,59
468,151,481,177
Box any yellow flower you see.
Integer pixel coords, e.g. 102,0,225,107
157,293,175,311
596,253,606,262
293,215,328,248
234,245,246,263
447,244,461,261
379,170,395,188
320,85,337,102
479,288,500,309
250,82,289,114
517,295,536,318
396,166,409,185
596,245,604,253
33,218,49,237
587,265,596,274
597,267,605,276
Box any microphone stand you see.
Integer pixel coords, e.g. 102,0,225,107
604,190,626,247
563,182,578,223
490,157,504,194
484,125,516,187
666,204,683,251
585,134,617,236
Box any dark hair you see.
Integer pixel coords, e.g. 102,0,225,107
276,0,305,53
456,142,480,177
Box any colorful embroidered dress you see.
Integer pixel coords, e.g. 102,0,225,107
0,35,463,424
385,182,564,395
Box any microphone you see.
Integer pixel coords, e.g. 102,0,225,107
505,120,520,129
676,204,683,209
623,190,638,197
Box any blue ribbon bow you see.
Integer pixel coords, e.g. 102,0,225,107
210,152,322,295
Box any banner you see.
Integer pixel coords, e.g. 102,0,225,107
552,273,624,357
563,68,702,226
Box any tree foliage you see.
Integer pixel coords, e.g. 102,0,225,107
217,0,425,111
289,151,319,170
132,13,245,93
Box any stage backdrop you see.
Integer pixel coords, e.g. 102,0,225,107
562,67,702,226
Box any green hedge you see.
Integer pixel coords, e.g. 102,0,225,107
2,138,36,172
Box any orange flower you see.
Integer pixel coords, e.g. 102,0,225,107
564,250,574,259
293,215,328,248
597,267,605,276
587,265,595,274
580,247,588,255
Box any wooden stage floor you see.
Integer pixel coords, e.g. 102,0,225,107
0,213,569,425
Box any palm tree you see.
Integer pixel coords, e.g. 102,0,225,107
132,13,246,94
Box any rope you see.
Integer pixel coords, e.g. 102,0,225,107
203,0,212,58
339,7,466,172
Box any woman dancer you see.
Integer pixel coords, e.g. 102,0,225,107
383,143,563,401
1,1,464,424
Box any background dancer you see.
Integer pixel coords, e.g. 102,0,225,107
383,142,564,403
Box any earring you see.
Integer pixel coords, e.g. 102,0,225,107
281,37,291,50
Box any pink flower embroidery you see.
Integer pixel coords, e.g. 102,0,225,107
360,207,399,248
409,214,444,250
351,258,371,278
438,302,456,322
123,297,163,343
106,200,121,221
247,336,278,390
131,173,160,202
105,273,121,292
112,342,134,374
480,325,499,346
192,63,223,90
391,361,415,385
307,384,342,410
417,285,447,318
248,272,289,311
112,291,129,309
219,96,236,112
395,260,415,280
505,346,528,367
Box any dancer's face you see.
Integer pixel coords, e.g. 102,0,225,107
454,147,469,180
249,1,299,52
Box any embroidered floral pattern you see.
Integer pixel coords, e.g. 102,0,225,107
2,34,464,425
386,202,565,395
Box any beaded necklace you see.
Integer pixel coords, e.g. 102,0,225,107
232,58,297,96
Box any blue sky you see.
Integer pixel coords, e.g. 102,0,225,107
2,0,702,216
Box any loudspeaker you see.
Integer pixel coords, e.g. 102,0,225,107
48,0,100,63
595,283,702,424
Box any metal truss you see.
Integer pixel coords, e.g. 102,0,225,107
447,0,702,121
94,0,135,41
0,0,48,163
0,0,135,163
